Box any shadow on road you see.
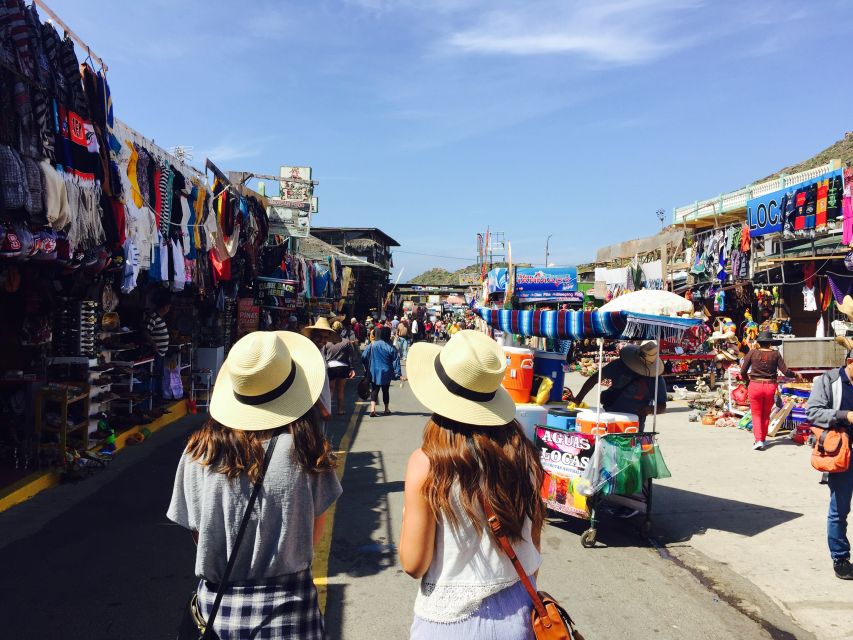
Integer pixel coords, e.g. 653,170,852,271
324,447,401,638
651,485,803,543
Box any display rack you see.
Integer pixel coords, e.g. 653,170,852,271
35,384,90,465
110,357,155,414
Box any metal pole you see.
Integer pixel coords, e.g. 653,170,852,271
652,327,660,432
545,234,553,267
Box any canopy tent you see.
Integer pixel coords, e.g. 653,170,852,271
476,309,702,341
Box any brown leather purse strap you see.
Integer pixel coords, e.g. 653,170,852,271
480,496,551,624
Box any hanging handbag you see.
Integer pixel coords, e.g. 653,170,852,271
481,497,585,640
177,435,279,640
810,424,851,473
357,344,373,401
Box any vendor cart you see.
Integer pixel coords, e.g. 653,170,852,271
477,300,700,546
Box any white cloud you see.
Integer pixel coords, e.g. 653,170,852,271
443,0,702,64
195,142,260,164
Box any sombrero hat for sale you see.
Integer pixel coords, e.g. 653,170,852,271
210,331,326,430
407,329,516,426
837,295,853,321
301,315,342,343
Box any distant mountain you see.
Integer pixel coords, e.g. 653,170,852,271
760,132,853,182
409,262,522,285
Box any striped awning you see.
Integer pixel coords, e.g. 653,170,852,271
476,309,702,340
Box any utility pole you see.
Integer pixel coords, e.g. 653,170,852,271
545,234,553,267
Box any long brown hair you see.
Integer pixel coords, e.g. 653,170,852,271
421,414,544,541
185,407,336,482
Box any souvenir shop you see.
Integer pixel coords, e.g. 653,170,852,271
0,1,343,502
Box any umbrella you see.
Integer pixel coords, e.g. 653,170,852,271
599,289,693,316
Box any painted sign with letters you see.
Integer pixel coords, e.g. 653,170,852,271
515,267,578,301
748,168,844,237
535,426,594,517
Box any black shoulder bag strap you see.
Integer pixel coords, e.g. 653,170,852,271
202,434,279,639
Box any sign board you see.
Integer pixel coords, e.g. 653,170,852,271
514,267,578,301
311,196,318,214
279,166,313,203
268,206,311,238
487,268,509,294
255,277,298,309
747,168,844,237
236,298,259,338
535,426,594,517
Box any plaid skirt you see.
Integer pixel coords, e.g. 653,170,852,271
196,569,324,640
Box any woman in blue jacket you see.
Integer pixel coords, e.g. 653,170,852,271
362,326,403,417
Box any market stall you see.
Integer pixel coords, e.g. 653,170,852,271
477,303,701,546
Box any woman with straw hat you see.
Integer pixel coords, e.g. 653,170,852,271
400,330,545,638
325,320,357,415
167,331,342,639
741,330,802,450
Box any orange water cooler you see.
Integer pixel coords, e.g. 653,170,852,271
576,409,640,435
502,347,534,403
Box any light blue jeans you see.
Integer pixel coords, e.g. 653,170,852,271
396,338,410,360
828,464,853,562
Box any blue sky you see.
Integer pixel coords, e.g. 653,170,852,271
49,0,853,279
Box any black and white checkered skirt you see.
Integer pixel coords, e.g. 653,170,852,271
196,569,324,639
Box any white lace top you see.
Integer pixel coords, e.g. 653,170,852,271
413,491,541,623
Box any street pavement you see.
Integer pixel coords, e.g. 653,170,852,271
0,369,838,639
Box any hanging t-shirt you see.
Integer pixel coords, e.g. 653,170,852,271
803,285,817,311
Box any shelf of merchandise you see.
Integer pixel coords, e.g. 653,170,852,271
35,384,91,464
88,365,115,435
110,357,155,414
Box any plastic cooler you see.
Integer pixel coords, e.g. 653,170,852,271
576,409,640,435
515,404,549,442
502,347,534,403
534,351,566,403
546,408,577,431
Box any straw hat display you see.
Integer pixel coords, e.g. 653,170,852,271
210,331,326,430
619,340,664,377
407,330,516,426
837,295,853,321
301,316,342,343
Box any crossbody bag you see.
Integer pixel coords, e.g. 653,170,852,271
481,496,585,640
177,434,279,640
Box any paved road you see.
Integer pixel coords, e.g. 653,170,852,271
0,377,811,639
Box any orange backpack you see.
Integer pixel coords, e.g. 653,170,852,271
810,427,851,473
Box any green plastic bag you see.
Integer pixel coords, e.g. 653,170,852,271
640,442,672,481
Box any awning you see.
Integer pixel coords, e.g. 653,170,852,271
476,309,701,340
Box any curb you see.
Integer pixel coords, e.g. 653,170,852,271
0,399,189,514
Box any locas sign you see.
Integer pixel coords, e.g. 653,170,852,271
747,168,844,238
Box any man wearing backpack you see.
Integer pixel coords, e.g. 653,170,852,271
806,351,853,580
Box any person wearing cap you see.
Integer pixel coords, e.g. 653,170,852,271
400,330,544,637
806,348,853,580
741,331,802,451
573,340,668,431
167,331,342,637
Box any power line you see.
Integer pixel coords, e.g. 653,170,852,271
394,249,473,261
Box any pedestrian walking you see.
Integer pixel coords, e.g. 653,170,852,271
742,331,802,450
362,326,402,417
806,350,853,580
168,331,342,639
396,318,410,361
400,330,544,639
325,321,357,416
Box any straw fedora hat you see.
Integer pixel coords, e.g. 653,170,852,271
301,316,341,343
407,329,516,426
210,331,326,430
755,330,781,346
620,341,664,377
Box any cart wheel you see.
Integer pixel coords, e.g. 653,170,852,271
580,529,597,548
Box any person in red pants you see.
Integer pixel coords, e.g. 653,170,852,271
741,331,802,450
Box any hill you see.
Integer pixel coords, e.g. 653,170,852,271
760,132,853,182
409,262,521,285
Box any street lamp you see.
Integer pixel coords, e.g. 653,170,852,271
656,209,666,229
545,234,553,267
